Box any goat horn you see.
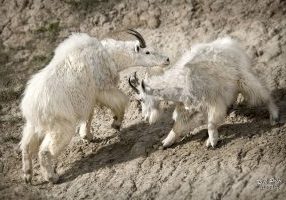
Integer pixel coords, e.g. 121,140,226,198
128,77,140,94
134,72,139,84
127,29,146,48
141,80,146,92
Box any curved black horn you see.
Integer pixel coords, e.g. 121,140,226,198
128,77,140,94
134,72,139,83
127,29,146,48
141,80,146,92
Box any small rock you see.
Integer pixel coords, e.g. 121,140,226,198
171,0,181,6
1,106,9,114
99,14,108,26
271,128,280,135
247,46,258,58
116,2,126,11
0,161,4,173
122,11,139,27
211,0,224,12
268,26,280,37
147,16,160,29
251,21,267,35
131,142,146,156
149,6,161,17
109,9,118,18
262,37,281,62
138,1,149,11
13,84,24,95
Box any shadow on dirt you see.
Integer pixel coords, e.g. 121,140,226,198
64,0,123,13
227,88,286,123
59,98,285,183
59,107,175,183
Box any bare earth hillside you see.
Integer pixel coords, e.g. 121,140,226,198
0,0,286,199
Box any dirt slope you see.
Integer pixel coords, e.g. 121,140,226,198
0,0,286,199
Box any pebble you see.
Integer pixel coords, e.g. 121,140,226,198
147,16,160,29
262,37,281,62
0,161,4,173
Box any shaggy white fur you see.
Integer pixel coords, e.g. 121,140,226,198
131,37,279,148
20,32,169,183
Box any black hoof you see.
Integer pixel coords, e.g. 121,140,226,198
111,123,121,130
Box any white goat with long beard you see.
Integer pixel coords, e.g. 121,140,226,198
20,29,170,183
129,37,279,148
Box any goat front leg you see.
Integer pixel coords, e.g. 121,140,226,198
162,105,187,147
162,129,181,148
97,88,128,130
111,89,128,130
79,110,94,142
206,101,226,148
206,123,219,148
39,124,74,183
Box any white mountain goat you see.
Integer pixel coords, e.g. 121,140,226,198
20,29,170,183
129,37,279,148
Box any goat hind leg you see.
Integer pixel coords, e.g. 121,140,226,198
106,89,128,130
206,102,226,148
162,105,186,148
79,110,94,142
20,123,39,184
39,126,73,183
39,134,59,183
268,99,279,125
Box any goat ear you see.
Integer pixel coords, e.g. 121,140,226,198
129,77,140,94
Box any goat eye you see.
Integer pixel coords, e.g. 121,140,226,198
146,51,150,55
136,46,140,52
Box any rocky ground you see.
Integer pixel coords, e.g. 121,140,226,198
0,0,286,199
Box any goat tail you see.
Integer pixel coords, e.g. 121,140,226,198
238,71,279,124
238,71,270,106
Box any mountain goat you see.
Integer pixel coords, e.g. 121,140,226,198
20,29,170,183
129,37,279,148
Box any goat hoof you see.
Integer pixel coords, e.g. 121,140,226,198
81,135,93,142
206,138,211,148
162,137,175,148
111,124,120,130
47,173,59,184
111,123,121,130
23,174,32,184
270,116,280,126
162,130,177,148
206,138,218,148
